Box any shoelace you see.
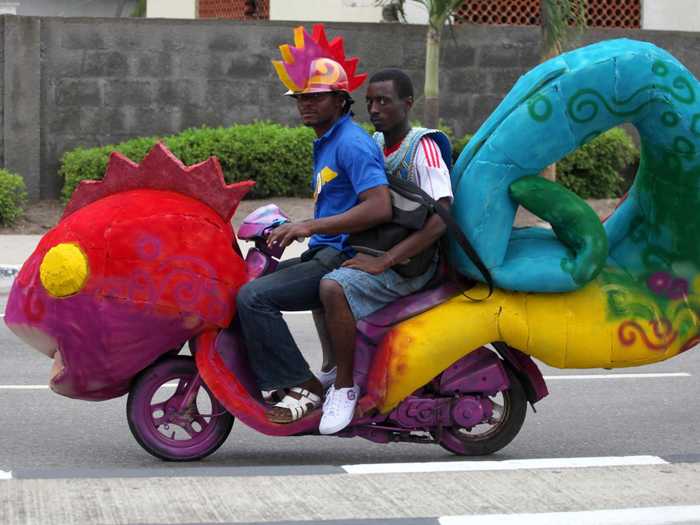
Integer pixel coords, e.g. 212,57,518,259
323,388,345,415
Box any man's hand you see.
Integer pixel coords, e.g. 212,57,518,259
267,222,313,248
341,253,393,275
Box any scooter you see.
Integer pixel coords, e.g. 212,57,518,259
126,204,548,461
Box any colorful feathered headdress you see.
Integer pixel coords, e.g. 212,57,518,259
272,24,367,95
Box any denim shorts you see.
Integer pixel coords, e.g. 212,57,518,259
322,261,437,320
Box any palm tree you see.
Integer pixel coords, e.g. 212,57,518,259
382,0,466,129
382,1,586,135
540,0,587,180
541,0,586,60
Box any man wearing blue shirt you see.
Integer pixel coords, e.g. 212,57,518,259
236,29,390,424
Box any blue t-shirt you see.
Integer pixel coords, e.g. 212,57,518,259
309,114,387,253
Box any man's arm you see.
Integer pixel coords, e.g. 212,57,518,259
266,185,392,248
342,197,450,274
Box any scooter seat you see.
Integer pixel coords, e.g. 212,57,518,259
359,281,462,328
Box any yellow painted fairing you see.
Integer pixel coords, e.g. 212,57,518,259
374,280,698,413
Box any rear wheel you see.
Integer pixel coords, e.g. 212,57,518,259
127,356,234,461
436,367,527,456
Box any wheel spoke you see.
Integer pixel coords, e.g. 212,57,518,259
182,420,202,438
150,401,169,426
174,377,190,396
491,401,504,420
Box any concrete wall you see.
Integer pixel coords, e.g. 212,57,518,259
147,0,195,19
3,15,700,200
642,0,700,32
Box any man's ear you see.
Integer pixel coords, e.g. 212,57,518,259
404,96,414,111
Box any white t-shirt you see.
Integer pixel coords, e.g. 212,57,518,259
402,137,454,203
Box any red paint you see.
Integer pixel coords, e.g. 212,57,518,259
618,319,678,351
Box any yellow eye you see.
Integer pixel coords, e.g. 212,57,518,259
40,243,89,298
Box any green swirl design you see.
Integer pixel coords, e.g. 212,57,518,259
652,60,669,77
527,93,553,122
661,112,680,127
568,88,656,124
691,114,700,137
674,136,696,156
611,77,695,107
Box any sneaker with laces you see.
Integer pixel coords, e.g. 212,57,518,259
319,384,359,435
317,366,337,390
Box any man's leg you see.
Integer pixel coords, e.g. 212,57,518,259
317,263,438,433
312,309,335,371
237,259,322,393
318,281,355,388
236,248,348,421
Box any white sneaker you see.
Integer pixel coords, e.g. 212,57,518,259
319,384,360,435
317,366,337,390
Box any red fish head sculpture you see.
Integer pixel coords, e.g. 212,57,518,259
4,144,254,400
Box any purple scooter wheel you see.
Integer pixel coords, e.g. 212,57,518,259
127,356,234,461
435,367,527,456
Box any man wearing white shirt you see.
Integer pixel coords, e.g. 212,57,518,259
318,68,453,434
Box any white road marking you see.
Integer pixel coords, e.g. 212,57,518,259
544,372,691,380
439,505,700,524
0,470,12,480
0,383,181,390
342,455,667,475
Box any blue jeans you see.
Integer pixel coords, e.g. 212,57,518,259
236,246,349,391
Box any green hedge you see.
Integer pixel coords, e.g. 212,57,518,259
60,123,316,201
557,128,638,198
59,123,637,203
0,169,27,226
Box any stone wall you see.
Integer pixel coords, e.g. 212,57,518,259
2,15,700,200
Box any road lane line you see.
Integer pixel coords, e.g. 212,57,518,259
439,505,700,524
544,372,691,379
342,455,668,474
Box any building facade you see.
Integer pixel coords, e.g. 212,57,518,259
147,0,700,32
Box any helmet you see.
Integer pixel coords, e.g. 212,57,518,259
272,24,366,96
292,57,350,95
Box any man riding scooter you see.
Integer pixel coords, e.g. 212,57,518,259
235,25,390,425
317,68,454,434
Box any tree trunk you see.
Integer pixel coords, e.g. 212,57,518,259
115,0,130,17
423,24,441,129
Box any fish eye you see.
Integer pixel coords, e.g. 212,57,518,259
40,243,89,298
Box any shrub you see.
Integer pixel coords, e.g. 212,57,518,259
60,123,316,201
59,122,637,203
0,169,27,226
452,133,473,163
557,128,639,198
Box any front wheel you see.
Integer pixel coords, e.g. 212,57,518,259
436,367,527,456
127,356,234,461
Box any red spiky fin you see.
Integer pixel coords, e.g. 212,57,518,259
62,143,255,222
312,23,329,49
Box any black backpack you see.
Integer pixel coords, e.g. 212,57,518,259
348,173,493,294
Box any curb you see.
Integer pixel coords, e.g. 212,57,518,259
0,265,19,295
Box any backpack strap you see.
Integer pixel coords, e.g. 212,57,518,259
388,173,494,299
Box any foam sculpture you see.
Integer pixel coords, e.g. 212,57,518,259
4,144,254,400
361,39,700,413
